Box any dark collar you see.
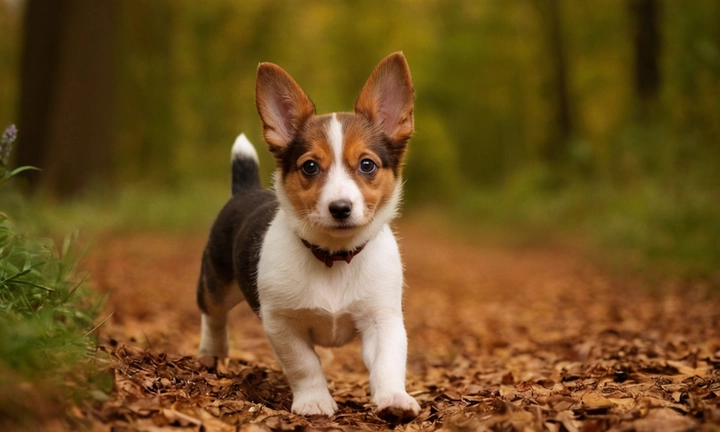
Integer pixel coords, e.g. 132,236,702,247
301,239,366,268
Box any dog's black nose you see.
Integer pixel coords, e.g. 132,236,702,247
329,200,352,220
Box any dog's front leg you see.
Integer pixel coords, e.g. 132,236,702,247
263,314,338,416
359,312,420,422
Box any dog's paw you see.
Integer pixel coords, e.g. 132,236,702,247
291,391,338,416
374,392,421,423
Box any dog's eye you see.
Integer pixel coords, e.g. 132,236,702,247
359,159,377,174
300,160,320,176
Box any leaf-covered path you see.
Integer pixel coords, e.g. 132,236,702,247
82,219,720,431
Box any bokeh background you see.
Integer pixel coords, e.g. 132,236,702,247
1,0,719,278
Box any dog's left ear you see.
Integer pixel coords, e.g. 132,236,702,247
355,52,415,146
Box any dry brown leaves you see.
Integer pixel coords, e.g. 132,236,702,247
79,222,720,431
95,344,394,431
408,330,720,432
94,330,720,431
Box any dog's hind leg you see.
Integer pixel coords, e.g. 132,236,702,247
197,252,244,357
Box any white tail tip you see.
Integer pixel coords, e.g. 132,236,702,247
231,133,259,162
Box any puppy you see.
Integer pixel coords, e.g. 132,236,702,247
197,52,420,421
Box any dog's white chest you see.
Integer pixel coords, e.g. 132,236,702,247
257,214,404,349
292,309,358,347
259,269,366,348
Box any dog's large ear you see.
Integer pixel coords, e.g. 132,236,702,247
355,52,415,145
256,63,315,156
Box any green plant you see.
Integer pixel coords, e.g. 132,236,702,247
0,125,37,187
0,125,106,430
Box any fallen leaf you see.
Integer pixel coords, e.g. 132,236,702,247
161,408,201,427
581,392,613,412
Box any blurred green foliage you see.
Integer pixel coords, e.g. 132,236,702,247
1,0,719,277
0,211,107,429
0,134,107,429
112,1,719,192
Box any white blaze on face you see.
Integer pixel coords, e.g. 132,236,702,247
320,114,364,224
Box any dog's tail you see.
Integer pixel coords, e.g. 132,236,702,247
230,133,262,195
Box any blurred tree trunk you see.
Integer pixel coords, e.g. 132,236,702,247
629,0,661,107
15,0,65,189
535,0,573,164
17,0,117,198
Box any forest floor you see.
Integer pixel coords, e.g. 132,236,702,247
78,218,720,431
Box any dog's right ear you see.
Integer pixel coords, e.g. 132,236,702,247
256,63,315,156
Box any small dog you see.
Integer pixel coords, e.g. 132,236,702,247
196,52,420,421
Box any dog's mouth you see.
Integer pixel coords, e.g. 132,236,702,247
327,223,358,233
303,211,371,236
331,223,356,230
320,221,366,236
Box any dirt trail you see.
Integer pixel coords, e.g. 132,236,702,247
82,219,720,431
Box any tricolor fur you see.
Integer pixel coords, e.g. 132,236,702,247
197,52,419,421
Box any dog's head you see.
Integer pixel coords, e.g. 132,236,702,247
256,53,414,251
